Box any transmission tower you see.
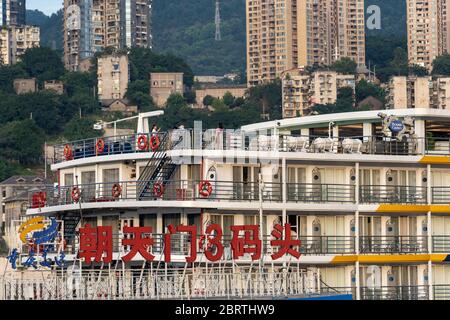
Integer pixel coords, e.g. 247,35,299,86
215,0,222,41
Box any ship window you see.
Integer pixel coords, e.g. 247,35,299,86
103,168,119,184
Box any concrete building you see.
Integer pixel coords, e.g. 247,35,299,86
0,176,45,238
387,76,450,110
13,78,36,94
0,25,40,65
97,53,129,102
44,80,64,95
246,0,365,87
64,0,152,71
407,0,450,71
101,98,138,115
0,0,26,27
282,70,356,118
150,72,184,107
195,85,247,108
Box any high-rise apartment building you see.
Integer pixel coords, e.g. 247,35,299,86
282,69,356,118
0,25,39,65
64,0,152,71
0,0,26,26
246,0,366,87
97,53,129,102
407,0,450,71
387,76,450,110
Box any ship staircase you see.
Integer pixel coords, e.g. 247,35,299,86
137,132,183,200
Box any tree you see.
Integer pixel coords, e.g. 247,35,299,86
355,80,385,104
20,47,65,83
125,80,155,110
64,117,103,141
0,119,45,164
409,64,428,77
222,92,235,107
432,54,450,76
203,95,214,106
331,58,357,75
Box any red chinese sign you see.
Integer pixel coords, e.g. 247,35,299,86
78,224,301,264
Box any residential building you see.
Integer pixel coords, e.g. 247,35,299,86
97,53,129,102
407,0,450,71
282,69,356,118
0,175,45,239
0,25,40,65
246,0,366,87
64,0,152,71
387,76,450,109
150,72,184,107
101,98,138,115
13,78,36,94
0,0,26,27
195,85,247,108
44,80,64,95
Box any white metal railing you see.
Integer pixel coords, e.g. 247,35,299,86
0,268,319,300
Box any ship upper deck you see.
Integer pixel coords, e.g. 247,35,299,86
50,109,450,170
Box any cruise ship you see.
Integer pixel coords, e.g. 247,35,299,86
3,108,450,300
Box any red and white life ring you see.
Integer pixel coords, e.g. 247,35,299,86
153,182,165,198
96,139,105,155
112,183,122,198
71,186,81,203
150,135,160,152
198,181,213,198
137,135,148,151
63,144,73,161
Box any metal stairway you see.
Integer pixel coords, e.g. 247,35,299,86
61,212,81,243
137,132,183,200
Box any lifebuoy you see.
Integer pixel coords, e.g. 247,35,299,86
150,135,160,152
71,186,81,203
153,182,165,197
112,183,122,198
137,135,148,151
199,181,213,198
63,144,73,161
96,139,105,154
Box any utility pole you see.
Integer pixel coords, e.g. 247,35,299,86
215,0,222,41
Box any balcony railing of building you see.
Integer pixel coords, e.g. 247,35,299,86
29,182,450,208
52,130,440,164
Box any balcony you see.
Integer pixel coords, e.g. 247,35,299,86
359,236,428,254
360,286,429,300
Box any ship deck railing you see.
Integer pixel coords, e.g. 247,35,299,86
28,181,447,207
51,130,443,164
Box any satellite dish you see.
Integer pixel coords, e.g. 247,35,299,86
66,4,81,31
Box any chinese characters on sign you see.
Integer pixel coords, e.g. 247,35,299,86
78,223,302,264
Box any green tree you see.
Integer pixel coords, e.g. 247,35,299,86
222,92,235,107
432,54,450,76
64,117,103,141
125,80,155,110
331,58,357,75
355,80,385,103
20,47,65,83
203,95,214,106
0,64,27,93
0,119,45,164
